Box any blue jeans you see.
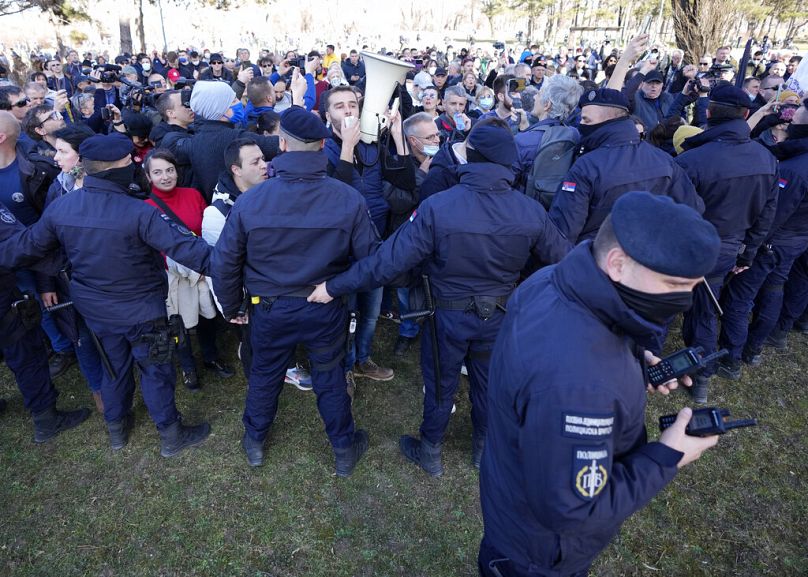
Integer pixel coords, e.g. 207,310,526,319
344,287,383,370
397,288,420,338
175,315,220,373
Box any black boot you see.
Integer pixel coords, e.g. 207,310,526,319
108,413,134,451
32,405,91,443
717,358,742,380
242,432,265,467
159,418,211,458
334,429,369,477
399,435,443,477
182,369,201,392
765,329,788,350
691,375,709,404
472,431,486,470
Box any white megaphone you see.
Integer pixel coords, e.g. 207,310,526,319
359,51,414,144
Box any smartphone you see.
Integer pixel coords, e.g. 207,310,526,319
240,61,252,71
508,78,526,93
101,107,112,121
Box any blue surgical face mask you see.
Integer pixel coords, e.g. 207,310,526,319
479,96,494,109
422,144,440,156
228,102,246,125
179,57,188,64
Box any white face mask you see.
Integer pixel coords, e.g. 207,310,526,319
479,97,494,109
428,67,437,75
141,62,151,72
329,77,345,88
422,144,440,156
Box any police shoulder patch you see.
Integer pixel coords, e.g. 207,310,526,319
159,212,194,236
572,444,610,500
561,411,614,439
778,178,788,189
0,207,16,224
561,181,577,193
409,209,418,222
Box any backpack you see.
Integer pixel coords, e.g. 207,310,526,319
525,124,580,209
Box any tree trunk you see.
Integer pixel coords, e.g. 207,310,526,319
119,16,133,55
136,0,146,53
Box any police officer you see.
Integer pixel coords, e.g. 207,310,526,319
0,201,90,442
479,191,721,577
0,132,213,457
211,106,378,475
718,99,808,376
309,120,572,477
549,88,704,244
673,84,778,402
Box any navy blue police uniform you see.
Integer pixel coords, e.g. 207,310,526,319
0,202,90,442
673,85,778,391
549,88,703,244
759,132,808,343
212,106,379,475
480,192,721,577
0,133,213,456
718,124,808,370
323,123,572,476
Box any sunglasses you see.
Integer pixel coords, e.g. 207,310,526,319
211,61,223,64
699,62,710,66
12,97,30,108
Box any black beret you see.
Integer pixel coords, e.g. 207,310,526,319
466,123,517,167
579,88,629,111
79,132,133,161
643,70,664,83
611,191,720,279
709,83,752,108
279,105,331,142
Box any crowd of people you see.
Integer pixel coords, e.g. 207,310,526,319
0,29,807,576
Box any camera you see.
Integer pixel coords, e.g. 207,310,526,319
290,56,306,70
101,107,113,121
180,88,192,108
686,78,711,95
493,41,505,50
173,77,196,90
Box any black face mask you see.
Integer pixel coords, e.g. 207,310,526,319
786,123,808,140
613,282,693,325
92,163,136,192
577,115,626,139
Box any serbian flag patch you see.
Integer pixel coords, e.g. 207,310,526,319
562,181,577,192
778,178,788,189
409,210,418,222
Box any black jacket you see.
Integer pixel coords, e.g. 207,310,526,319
178,119,279,203
17,143,60,216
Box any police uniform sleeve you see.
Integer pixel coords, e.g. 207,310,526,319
0,207,61,271
517,380,683,534
667,162,704,214
739,169,779,266
210,203,248,318
140,208,212,276
549,164,592,244
349,201,383,261
531,205,573,265
327,203,435,298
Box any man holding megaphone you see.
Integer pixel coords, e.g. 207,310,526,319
322,84,417,394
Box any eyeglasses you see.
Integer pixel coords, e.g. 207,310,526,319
12,97,30,108
37,111,61,126
699,62,710,66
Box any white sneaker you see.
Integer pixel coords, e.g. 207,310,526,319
285,365,313,391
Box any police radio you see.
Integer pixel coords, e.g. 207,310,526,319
659,407,757,436
648,347,728,387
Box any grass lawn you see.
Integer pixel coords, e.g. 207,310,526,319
1,319,807,577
